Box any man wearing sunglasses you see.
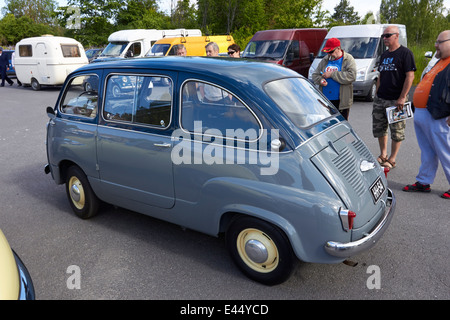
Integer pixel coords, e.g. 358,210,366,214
403,30,450,199
312,37,356,120
373,25,416,169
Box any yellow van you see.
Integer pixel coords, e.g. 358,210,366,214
148,35,235,56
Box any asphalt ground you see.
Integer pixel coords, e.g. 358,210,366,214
0,83,448,302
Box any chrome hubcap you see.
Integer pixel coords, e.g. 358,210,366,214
245,239,268,264
236,228,279,273
68,177,85,210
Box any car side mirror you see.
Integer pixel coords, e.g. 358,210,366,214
46,106,55,119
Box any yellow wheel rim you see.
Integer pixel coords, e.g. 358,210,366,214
236,228,279,273
68,176,85,210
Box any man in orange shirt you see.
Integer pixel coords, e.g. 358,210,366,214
403,30,450,199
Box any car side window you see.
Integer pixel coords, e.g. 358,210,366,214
181,80,261,140
60,75,99,118
104,75,172,128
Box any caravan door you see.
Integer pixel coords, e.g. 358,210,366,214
35,42,48,85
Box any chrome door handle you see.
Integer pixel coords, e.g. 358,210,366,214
154,143,171,148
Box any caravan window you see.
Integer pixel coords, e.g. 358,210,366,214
61,44,81,58
19,45,32,57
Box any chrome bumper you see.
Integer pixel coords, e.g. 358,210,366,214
13,251,35,300
324,188,396,258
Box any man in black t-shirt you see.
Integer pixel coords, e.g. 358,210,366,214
372,25,416,169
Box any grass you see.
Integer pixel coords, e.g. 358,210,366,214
409,43,436,85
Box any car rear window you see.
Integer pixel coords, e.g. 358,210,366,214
264,77,338,128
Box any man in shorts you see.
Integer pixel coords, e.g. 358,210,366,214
373,25,416,169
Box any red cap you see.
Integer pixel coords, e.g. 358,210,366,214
322,38,341,53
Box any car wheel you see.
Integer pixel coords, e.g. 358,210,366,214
65,166,99,219
365,81,376,102
31,78,41,91
84,81,93,91
226,216,295,285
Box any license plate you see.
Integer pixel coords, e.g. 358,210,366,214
370,177,385,203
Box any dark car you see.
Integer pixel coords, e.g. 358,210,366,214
3,50,15,76
85,48,103,63
45,57,395,285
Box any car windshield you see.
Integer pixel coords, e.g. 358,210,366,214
265,77,338,128
100,42,128,57
242,40,289,59
147,44,171,56
317,37,379,59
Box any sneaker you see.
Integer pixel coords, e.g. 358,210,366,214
441,190,450,199
402,181,431,192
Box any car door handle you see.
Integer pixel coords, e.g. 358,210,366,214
154,143,171,148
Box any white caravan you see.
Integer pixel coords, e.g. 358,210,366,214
15,35,88,90
308,24,407,101
97,29,202,61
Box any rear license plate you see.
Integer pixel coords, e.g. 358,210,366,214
370,177,385,203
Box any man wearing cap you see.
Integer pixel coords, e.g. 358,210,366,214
312,38,356,120
373,25,416,169
0,47,14,87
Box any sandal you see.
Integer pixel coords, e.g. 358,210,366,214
377,155,388,165
403,181,431,192
381,159,396,169
441,189,450,199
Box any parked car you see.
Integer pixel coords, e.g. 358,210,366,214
421,51,438,80
3,50,15,76
0,228,35,299
95,28,202,62
85,48,103,63
147,35,235,56
45,57,396,285
242,29,327,78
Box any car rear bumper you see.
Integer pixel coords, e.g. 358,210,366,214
324,188,396,258
13,251,35,300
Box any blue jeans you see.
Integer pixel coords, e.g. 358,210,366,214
414,108,450,185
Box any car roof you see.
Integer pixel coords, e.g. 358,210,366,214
75,56,300,88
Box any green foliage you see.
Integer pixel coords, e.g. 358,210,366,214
0,0,448,61
0,13,62,45
328,0,360,26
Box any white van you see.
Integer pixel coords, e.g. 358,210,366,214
15,35,88,90
308,24,407,101
96,29,202,61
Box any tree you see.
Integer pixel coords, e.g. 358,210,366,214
379,0,400,23
329,0,360,27
171,0,198,29
0,13,60,45
116,0,170,29
2,0,57,25
396,0,447,45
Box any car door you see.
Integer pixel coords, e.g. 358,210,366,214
96,72,176,209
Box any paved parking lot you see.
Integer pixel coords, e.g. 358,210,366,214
0,84,448,301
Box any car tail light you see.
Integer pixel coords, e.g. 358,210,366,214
339,209,357,232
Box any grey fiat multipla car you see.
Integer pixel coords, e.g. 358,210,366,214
45,56,395,285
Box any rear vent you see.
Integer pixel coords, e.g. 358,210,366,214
332,146,366,196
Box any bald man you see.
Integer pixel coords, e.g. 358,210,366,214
403,30,450,199
373,25,416,169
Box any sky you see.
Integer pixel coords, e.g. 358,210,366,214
0,0,448,20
